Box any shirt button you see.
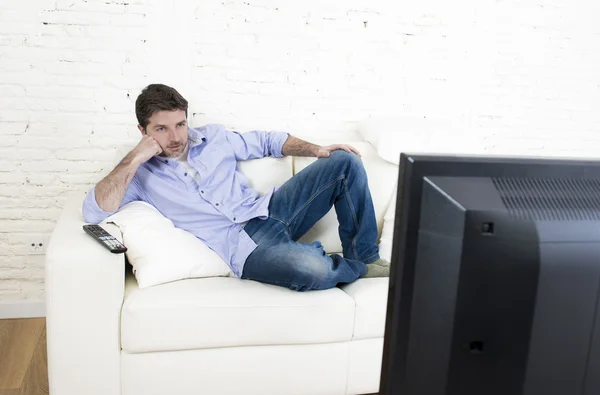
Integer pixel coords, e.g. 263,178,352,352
216,203,219,206
201,190,204,193
184,173,188,176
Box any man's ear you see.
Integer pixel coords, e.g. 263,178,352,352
138,125,146,135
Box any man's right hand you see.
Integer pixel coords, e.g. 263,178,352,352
130,135,163,164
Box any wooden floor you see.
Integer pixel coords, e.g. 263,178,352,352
0,318,48,395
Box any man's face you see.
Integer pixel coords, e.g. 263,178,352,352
138,109,189,158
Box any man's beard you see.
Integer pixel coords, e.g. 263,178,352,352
159,141,186,158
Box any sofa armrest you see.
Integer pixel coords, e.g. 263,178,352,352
45,190,125,395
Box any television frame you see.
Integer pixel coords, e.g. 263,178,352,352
379,152,600,395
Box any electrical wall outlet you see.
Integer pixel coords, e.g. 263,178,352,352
27,237,49,255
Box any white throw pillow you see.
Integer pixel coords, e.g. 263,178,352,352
103,201,233,289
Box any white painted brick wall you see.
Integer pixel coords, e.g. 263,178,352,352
1,0,599,303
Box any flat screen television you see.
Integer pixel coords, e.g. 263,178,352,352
379,153,600,395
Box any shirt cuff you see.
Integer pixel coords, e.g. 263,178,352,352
82,186,117,224
269,131,290,158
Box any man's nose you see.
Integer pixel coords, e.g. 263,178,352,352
167,129,176,141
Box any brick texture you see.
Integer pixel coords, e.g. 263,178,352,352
1,0,599,302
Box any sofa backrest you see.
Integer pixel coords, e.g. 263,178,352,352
114,139,398,255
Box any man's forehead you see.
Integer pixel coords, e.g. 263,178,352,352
148,110,186,124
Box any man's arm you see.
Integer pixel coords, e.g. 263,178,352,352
94,136,161,211
281,135,321,157
94,154,141,212
223,128,289,160
221,125,361,160
82,136,162,224
282,135,362,158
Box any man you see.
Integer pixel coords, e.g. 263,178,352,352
83,84,389,291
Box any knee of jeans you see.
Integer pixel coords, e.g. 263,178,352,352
290,254,331,289
328,150,364,171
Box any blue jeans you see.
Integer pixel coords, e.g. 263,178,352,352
241,150,380,291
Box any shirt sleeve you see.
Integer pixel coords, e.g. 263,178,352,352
224,129,290,160
82,177,143,224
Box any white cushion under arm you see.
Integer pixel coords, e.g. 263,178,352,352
45,191,125,395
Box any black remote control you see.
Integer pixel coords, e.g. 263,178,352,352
83,224,127,254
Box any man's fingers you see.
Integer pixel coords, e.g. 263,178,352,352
331,144,350,152
323,144,361,157
350,146,362,156
343,144,361,156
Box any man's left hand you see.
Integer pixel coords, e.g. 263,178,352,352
316,144,362,158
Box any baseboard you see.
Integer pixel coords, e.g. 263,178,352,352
0,301,46,319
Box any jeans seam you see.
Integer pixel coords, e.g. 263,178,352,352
287,175,345,228
268,215,289,227
343,177,360,260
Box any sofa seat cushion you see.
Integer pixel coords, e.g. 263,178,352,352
121,272,356,353
340,278,389,340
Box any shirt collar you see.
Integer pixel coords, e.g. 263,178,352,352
188,127,207,147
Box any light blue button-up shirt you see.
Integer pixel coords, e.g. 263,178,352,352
82,124,290,277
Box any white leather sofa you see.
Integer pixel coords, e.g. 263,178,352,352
45,139,399,395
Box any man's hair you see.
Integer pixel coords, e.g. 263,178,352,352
135,84,188,129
